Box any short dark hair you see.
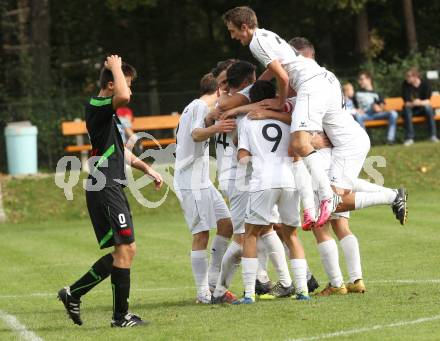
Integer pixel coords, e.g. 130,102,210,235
211,59,237,78
222,6,258,29
407,67,420,78
249,80,276,103
200,73,218,95
226,60,256,89
99,62,137,89
358,70,373,80
289,37,315,55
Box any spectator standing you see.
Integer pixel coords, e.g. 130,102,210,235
353,71,398,144
402,67,439,146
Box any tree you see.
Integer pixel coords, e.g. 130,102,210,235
356,6,370,61
402,0,417,52
30,0,51,96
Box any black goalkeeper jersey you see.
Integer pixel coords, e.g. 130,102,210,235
85,96,126,187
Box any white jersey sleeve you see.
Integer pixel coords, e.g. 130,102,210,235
190,100,207,131
249,28,297,67
174,99,211,190
237,85,252,102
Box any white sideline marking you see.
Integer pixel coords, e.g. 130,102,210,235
369,279,440,284
0,286,195,299
0,279,439,299
0,310,43,341
287,315,440,341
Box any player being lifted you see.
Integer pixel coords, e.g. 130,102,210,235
58,55,163,328
222,6,407,229
223,6,337,228
173,73,235,304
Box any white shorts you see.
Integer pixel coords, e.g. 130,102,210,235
222,180,248,234
245,188,300,227
291,72,343,133
330,133,370,190
176,186,231,235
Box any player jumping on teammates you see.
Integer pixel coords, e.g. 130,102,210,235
286,37,407,295
58,55,163,328
173,73,236,304
223,6,338,228
222,6,407,229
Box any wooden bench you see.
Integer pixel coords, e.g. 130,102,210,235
364,95,440,128
61,114,180,168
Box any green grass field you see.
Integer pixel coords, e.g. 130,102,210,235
1,142,440,340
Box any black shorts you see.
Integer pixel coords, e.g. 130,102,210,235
86,185,135,249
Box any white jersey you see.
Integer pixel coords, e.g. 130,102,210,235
238,116,295,192
249,28,324,90
215,85,252,188
174,99,211,190
320,72,368,147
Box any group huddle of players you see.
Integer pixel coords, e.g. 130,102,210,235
57,6,408,329
173,6,408,305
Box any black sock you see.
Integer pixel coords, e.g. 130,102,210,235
111,267,130,320
69,253,114,299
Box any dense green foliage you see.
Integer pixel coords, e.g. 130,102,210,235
1,0,440,171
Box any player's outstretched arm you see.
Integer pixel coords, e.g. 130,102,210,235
220,103,262,120
259,69,274,81
124,148,163,190
105,55,131,110
205,108,221,127
260,60,289,111
191,119,236,142
217,92,249,112
247,108,291,125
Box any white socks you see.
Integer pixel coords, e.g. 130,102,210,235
256,238,270,283
261,231,292,287
304,151,333,200
213,241,242,298
191,250,210,296
354,191,397,209
242,257,258,298
352,179,396,195
318,239,344,288
292,160,315,212
290,258,308,294
208,235,229,290
340,234,362,283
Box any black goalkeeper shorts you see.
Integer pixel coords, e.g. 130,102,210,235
86,185,135,249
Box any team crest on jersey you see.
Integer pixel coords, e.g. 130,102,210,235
299,121,307,128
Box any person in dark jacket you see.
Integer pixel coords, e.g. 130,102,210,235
402,67,438,146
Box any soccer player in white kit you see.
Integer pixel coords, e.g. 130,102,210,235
222,6,337,228
174,73,236,303
234,80,311,304
210,60,256,303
